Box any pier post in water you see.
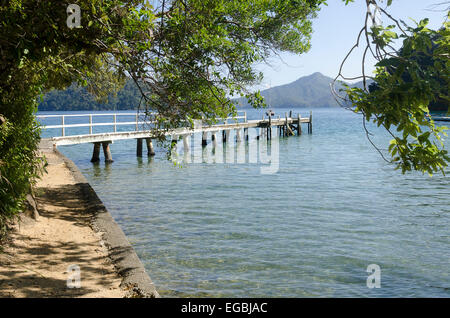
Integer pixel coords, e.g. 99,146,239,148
222,130,227,143
212,132,218,147
236,129,241,142
183,135,190,153
146,138,155,156
297,114,302,135
285,113,288,136
309,111,312,134
90,142,101,163
102,141,114,163
136,138,143,157
202,131,208,147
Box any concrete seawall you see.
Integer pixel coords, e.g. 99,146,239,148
52,148,160,297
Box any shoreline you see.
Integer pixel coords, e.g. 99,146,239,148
0,147,159,298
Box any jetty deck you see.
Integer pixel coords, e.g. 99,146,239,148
432,116,450,122
38,110,311,162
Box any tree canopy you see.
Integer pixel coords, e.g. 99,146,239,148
0,0,324,236
332,0,449,175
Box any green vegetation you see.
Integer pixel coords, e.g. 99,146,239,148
0,87,43,237
0,0,448,239
0,0,147,238
339,12,449,175
38,79,141,111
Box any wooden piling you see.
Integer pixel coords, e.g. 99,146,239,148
146,138,155,156
297,114,302,135
183,135,190,153
309,111,312,134
90,142,101,163
285,113,288,136
202,131,208,147
102,141,113,163
136,138,143,157
236,129,241,142
212,132,218,147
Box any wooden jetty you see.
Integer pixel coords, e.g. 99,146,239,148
432,116,450,122
37,110,312,162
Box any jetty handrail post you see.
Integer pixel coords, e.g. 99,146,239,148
89,115,93,134
297,113,302,135
244,111,247,123
136,113,138,131
285,112,288,137
114,114,117,133
61,115,65,136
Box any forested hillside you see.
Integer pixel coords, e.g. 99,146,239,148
38,79,141,111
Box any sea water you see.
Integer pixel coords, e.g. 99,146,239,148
39,108,450,297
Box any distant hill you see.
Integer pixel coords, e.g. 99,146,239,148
235,72,362,108
38,72,366,111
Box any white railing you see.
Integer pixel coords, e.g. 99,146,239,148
36,113,158,137
36,111,247,137
222,111,247,124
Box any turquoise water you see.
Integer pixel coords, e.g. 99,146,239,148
40,108,449,297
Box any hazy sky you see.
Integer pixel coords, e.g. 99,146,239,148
255,0,448,89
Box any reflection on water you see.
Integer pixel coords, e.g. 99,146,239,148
54,108,450,298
